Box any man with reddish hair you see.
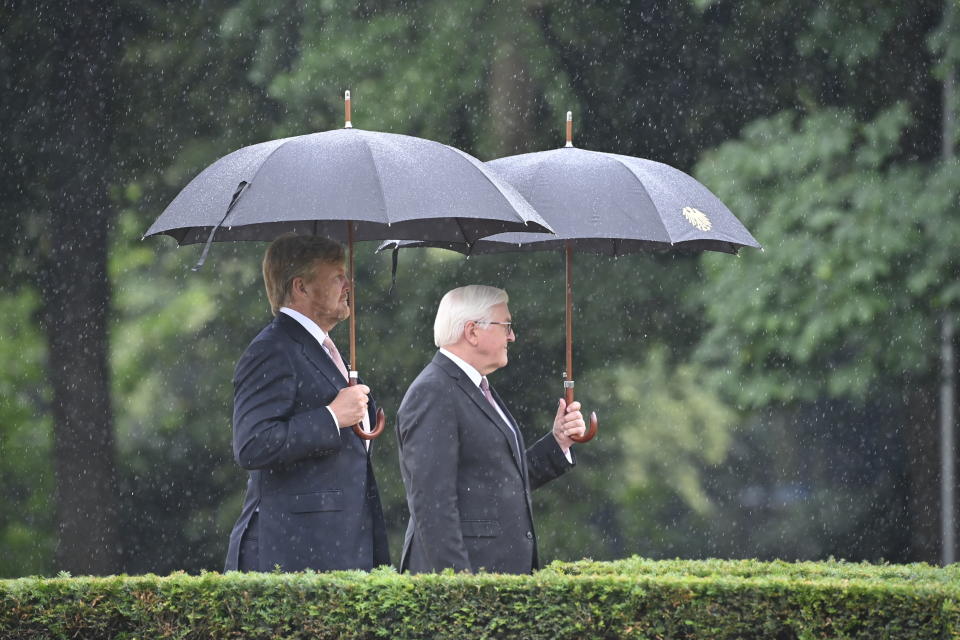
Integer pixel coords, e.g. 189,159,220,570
225,234,389,572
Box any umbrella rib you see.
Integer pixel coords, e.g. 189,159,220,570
443,145,532,242
209,135,301,236
455,217,473,249
528,154,567,242
352,131,390,229
604,153,675,245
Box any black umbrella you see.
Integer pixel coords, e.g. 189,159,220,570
382,112,761,442
145,92,553,439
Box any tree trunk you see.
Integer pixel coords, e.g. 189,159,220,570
940,0,957,567
34,1,121,575
903,383,940,563
486,2,538,158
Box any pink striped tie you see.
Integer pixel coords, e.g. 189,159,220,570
481,376,520,451
322,336,349,381
479,376,497,409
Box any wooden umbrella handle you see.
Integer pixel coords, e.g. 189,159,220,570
562,240,596,443
349,374,385,440
565,385,597,443
343,221,381,439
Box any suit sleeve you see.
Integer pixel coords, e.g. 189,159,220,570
232,339,343,470
398,379,472,572
525,432,575,491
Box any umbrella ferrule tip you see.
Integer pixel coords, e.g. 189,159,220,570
345,90,351,99
566,111,572,121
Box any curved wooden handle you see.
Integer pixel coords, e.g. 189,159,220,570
570,411,598,443
564,386,597,443
353,407,385,440
348,373,385,440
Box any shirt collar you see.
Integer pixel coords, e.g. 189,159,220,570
279,307,329,347
438,347,484,388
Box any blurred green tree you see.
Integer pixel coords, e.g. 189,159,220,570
1,1,123,575
0,0,954,576
0,289,55,575
694,105,959,560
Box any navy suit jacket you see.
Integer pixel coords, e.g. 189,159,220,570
397,351,574,574
224,313,389,572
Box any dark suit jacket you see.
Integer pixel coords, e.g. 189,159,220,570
397,351,574,574
224,313,389,572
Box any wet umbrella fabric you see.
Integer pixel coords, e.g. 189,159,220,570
144,127,552,249
384,146,759,255
145,126,553,440
381,142,761,442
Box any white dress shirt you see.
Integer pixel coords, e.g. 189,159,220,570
439,348,513,427
438,348,572,462
280,307,370,445
439,348,523,460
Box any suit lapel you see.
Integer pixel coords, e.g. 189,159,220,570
276,315,370,454
434,353,524,474
277,314,347,390
488,382,527,476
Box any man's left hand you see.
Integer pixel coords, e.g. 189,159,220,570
552,399,586,450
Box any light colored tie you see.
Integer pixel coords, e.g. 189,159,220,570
479,376,497,408
322,336,349,381
324,334,370,443
480,376,520,453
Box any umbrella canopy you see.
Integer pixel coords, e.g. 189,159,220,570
144,130,551,250
385,143,758,255
382,112,761,442
145,92,553,440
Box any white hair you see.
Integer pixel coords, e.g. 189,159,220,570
434,285,509,348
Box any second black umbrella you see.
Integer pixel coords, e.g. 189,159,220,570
383,112,762,442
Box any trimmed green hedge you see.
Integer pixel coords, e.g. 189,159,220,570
2,557,958,639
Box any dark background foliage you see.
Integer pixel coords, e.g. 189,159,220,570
0,0,956,576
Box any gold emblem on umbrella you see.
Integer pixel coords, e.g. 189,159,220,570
682,206,712,231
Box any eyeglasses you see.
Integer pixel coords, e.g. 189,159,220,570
479,321,514,335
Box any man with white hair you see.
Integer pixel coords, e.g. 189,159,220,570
396,284,586,574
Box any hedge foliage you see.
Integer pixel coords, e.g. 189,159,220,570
1,557,959,639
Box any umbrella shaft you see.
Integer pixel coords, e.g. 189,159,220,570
565,241,574,388
348,222,357,372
